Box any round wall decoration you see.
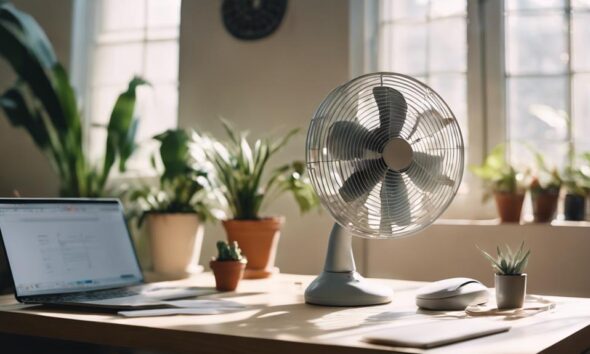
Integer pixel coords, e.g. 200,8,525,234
222,0,288,40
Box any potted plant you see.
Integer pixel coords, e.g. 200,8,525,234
128,129,215,278
529,153,561,223
210,240,247,291
196,120,319,279
563,154,590,221
479,242,531,309
0,3,147,197
470,144,526,223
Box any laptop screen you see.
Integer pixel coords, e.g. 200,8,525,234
0,200,143,297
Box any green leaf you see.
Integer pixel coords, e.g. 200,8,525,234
102,76,148,184
0,16,66,130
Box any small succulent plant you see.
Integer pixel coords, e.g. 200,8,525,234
215,241,246,263
478,242,531,276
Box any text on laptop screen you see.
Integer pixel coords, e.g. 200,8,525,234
0,202,143,297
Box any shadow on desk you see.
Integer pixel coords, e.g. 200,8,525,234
0,333,164,354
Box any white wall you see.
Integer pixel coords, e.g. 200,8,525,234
367,221,590,297
177,0,354,275
0,0,71,197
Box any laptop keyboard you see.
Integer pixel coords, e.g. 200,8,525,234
32,288,141,303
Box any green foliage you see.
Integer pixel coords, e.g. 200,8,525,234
529,147,562,195
563,154,590,196
0,2,146,197
198,119,319,220
127,129,215,225
215,240,246,262
469,144,524,200
478,242,531,276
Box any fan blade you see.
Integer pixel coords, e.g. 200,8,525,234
408,152,454,190
380,171,412,233
327,121,372,159
407,109,455,140
339,158,387,202
373,86,407,139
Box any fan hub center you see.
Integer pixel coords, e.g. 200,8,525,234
382,138,413,172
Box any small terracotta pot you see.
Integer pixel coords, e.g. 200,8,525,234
564,194,586,221
146,213,204,278
222,217,284,279
532,190,559,223
495,274,527,309
210,260,245,291
494,192,525,223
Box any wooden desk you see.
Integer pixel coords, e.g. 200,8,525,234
0,273,589,354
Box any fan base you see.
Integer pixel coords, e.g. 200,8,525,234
305,271,393,306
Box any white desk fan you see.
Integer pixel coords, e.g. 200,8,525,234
305,72,464,306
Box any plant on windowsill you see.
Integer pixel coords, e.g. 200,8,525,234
562,153,590,221
529,152,562,223
210,240,247,291
478,242,530,309
470,144,526,223
0,3,147,197
127,129,217,278
195,119,319,279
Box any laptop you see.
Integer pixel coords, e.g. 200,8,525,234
0,198,214,310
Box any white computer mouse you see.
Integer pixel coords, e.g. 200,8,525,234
415,277,489,311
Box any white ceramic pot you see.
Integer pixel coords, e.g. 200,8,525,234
146,213,204,278
495,274,527,309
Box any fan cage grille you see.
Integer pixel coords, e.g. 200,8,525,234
306,72,464,239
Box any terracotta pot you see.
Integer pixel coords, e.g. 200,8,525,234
564,194,586,221
495,274,527,309
222,217,284,279
210,260,246,291
494,192,525,223
146,213,204,278
532,190,559,223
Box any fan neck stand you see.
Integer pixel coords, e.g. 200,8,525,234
304,223,393,306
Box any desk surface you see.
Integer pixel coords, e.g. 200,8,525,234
1,273,589,354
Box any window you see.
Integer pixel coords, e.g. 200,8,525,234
377,0,468,144
505,0,590,169
359,0,590,218
71,0,181,173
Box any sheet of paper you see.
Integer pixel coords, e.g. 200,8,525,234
118,299,246,317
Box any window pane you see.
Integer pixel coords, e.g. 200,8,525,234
89,85,127,126
136,84,178,142
573,74,590,154
390,23,427,75
429,0,466,18
508,77,568,143
99,0,146,33
572,13,590,72
573,0,590,9
510,140,568,170
93,43,143,86
147,0,181,28
381,0,427,21
429,17,466,72
505,0,564,11
145,41,179,83
506,13,567,75
429,74,467,142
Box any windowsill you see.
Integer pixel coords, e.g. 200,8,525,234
435,218,590,228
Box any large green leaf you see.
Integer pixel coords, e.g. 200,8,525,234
155,129,190,181
0,85,50,148
102,77,148,182
0,14,66,130
0,2,56,68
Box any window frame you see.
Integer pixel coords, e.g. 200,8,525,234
352,0,494,219
70,0,181,179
